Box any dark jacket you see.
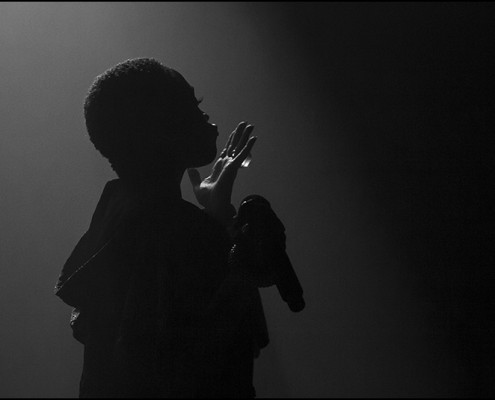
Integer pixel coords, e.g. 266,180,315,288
55,179,269,398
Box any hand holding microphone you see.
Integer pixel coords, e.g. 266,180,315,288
230,195,305,313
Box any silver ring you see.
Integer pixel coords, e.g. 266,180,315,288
240,153,252,168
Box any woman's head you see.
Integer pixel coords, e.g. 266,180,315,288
84,58,218,178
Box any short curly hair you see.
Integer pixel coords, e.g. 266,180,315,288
84,58,197,176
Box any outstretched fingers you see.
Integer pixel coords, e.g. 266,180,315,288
234,124,254,156
220,131,235,157
228,122,247,156
232,136,257,168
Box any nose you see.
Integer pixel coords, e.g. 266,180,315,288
203,113,210,122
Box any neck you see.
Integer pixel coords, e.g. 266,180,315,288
120,166,185,204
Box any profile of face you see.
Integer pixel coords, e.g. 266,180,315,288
160,71,219,169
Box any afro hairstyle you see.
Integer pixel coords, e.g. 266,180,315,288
84,58,198,176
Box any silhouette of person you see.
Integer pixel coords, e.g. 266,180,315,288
54,58,269,398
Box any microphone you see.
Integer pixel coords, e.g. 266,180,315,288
231,195,305,312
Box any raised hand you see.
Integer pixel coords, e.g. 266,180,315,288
187,122,257,225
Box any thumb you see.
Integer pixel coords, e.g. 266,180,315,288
187,168,202,189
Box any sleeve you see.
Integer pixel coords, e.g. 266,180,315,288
195,212,270,356
54,179,134,344
54,179,121,307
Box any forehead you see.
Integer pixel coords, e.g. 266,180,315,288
167,68,197,97
181,85,200,108
163,69,203,119
186,84,196,98
172,81,199,106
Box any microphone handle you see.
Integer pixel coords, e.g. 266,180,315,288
270,247,305,312
235,194,305,312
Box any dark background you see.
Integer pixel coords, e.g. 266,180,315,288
0,2,493,397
